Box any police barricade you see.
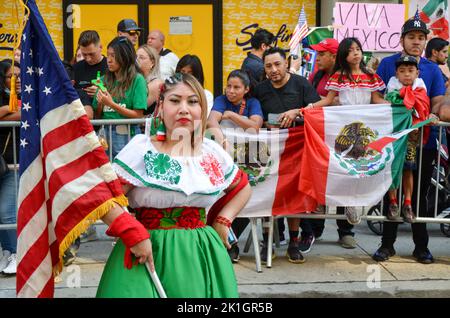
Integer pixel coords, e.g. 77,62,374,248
1,119,450,273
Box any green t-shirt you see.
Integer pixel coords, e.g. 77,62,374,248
92,73,148,119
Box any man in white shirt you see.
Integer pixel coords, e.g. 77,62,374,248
147,30,179,80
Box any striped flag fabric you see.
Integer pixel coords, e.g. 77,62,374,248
16,0,127,298
221,125,316,217
367,118,432,153
299,104,412,207
289,5,309,55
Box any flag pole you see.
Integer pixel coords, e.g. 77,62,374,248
145,261,168,298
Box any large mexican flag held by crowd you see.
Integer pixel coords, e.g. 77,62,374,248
299,104,412,208
221,124,316,217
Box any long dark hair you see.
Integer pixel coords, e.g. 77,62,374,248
175,54,205,86
104,36,139,99
0,59,20,104
334,37,371,83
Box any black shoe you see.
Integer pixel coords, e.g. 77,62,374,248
372,246,396,262
413,249,434,264
260,242,276,264
63,250,76,266
298,234,315,253
286,239,305,263
227,244,240,263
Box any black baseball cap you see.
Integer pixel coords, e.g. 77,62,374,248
395,55,419,69
117,19,143,32
401,18,430,36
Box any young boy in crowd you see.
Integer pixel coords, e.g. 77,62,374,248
385,55,434,223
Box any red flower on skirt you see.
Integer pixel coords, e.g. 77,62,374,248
137,209,164,229
177,208,202,228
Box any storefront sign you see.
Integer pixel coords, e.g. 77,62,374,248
169,16,193,35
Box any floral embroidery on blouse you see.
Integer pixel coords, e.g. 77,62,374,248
200,153,225,186
143,150,182,184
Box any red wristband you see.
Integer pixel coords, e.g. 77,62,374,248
215,215,232,228
106,212,150,248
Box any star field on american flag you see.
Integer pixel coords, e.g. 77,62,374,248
17,0,125,298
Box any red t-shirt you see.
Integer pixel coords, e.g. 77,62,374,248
308,71,331,97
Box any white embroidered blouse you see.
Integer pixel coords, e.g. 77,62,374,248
112,134,238,209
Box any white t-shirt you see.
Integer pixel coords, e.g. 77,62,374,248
385,77,427,94
159,50,179,80
204,89,214,116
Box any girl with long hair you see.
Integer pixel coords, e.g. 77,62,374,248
310,37,387,107
176,54,214,114
93,36,148,157
306,38,387,226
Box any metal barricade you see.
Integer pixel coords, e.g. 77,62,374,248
0,118,146,231
1,120,450,231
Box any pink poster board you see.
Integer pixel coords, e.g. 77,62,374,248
333,2,405,52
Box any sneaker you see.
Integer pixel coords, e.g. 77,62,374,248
260,242,276,264
227,244,240,263
0,250,11,272
344,207,361,225
387,203,400,220
339,235,357,249
80,226,98,243
286,238,305,263
413,249,434,264
298,234,315,253
372,246,396,262
280,235,287,246
63,250,76,266
2,253,17,275
402,204,416,223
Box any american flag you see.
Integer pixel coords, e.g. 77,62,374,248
289,5,308,55
16,0,127,298
414,8,420,20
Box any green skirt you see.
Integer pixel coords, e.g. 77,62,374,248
96,226,239,298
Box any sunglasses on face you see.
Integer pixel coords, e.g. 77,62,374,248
127,31,140,36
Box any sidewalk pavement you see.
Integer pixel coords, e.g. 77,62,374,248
1,220,449,298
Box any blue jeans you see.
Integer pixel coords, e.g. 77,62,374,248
0,170,18,253
105,125,141,159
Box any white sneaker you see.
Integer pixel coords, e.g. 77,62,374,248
0,250,11,272
2,253,17,275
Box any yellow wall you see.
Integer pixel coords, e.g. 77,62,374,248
73,4,139,58
0,0,64,61
148,4,214,92
223,0,316,88
1,0,318,90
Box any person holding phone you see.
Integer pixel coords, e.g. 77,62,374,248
73,30,107,119
252,47,320,264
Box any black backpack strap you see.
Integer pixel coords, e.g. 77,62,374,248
160,48,172,56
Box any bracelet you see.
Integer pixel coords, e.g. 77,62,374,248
215,215,232,228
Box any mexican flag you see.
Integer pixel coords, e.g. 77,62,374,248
221,124,316,217
299,104,412,207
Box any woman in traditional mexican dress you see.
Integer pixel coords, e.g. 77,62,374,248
96,73,252,297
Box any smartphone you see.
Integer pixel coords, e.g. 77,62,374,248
78,80,92,89
228,228,238,245
267,113,281,126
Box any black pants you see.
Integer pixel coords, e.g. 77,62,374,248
381,148,436,252
300,207,354,239
232,217,286,241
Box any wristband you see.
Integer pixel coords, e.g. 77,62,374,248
106,212,150,269
215,215,232,228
